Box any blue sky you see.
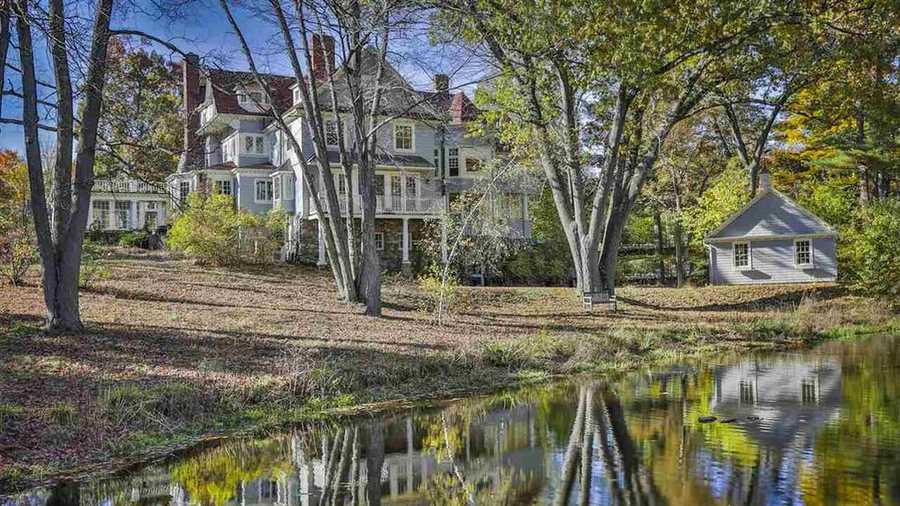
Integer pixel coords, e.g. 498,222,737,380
1,0,483,154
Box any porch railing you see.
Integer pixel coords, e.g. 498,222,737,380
318,193,442,215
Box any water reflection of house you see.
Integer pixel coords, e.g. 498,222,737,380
710,355,842,447
19,404,546,506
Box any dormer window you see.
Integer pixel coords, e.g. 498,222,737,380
238,90,268,105
393,123,413,151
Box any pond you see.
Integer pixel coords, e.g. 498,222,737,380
4,334,900,505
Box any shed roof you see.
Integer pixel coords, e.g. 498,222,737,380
705,189,837,243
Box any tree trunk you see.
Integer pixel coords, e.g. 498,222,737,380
366,423,385,506
856,107,869,205
653,211,665,285
358,159,381,316
673,220,686,287
16,0,113,332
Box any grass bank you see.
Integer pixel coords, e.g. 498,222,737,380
0,249,896,493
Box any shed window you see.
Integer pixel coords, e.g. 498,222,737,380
795,239,812,267
733,242,750,269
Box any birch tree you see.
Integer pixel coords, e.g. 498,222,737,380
220,0,431,315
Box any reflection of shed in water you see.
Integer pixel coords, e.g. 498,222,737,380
710,355,842,447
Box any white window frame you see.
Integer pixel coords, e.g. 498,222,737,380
794,238,814,268
92,200,110,229
243,134,265,155
733,241,752,270
393,122,414,152
114,201,131,229
179,181,191,201
213,180,232,196
254,179,273,203
375,232,385,251
448,147,459,176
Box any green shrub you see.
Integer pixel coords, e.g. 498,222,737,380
167,193,283,265
418,265,460,320
0,152,37,286
841,199,900,297
118,230,150,248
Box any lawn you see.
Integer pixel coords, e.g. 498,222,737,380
0,248,896,492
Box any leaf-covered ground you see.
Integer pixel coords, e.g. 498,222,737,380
0,248,895,491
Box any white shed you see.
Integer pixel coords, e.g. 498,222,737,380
704,174,838,285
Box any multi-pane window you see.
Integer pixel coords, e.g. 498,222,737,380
114,201,130,229
243,135,264,154
92,200,109,229
733,242,750,269
375,232,385,251
394,124,413,150
214,180,232,196
179,181,190,201
448,148,459,176
375,174,385,196
325,120,340,146
255,180,273,202
433,148,439,174
337,174,347,195
795,239,812,266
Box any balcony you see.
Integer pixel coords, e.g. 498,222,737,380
316,193,443,216
94,179,167,194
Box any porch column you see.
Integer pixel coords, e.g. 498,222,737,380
401,217,411,273
130,200,137,230
317,220,327,267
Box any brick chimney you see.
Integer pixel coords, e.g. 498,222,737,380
434,74,449,93
178,53,202,172
311,34,335,82
450,92,473,124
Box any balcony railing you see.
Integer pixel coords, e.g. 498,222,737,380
94,179,166,194
316,193,442,215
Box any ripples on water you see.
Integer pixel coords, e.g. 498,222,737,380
4,334,899,505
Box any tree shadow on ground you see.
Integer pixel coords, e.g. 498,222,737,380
618,284,846,313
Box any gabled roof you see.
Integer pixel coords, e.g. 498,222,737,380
206,69,295,117
705,188,837,243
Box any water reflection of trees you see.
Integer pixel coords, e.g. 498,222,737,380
25,336,900,506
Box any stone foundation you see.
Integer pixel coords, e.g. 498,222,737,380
284,217,431,273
